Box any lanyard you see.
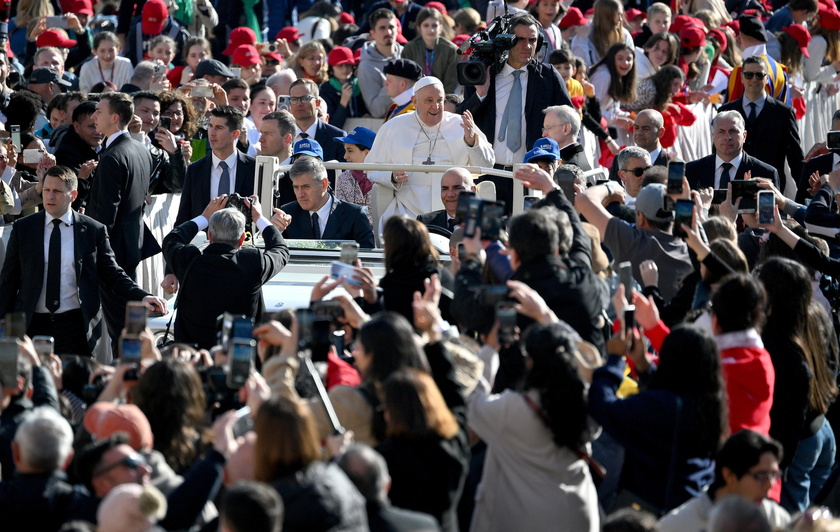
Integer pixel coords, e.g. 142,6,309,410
98,60,115,83
424,48,435,76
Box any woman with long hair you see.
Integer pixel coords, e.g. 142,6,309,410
129,359,211,475
589,42,637,144
777,26,810,82
248,85,277,134
635,32,679,80
528,0,567,53
590,325,727,515
571,0,634,67
378,364,469,532
254,396,368,530
290,41,330,85
468,322,600,531
380,216,454,323
756,258,816,508
402,7,459,93
624,64,685,112
160,90,199,140
804,15,840,83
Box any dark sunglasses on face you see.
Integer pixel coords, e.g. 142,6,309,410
622,166,651,177
742,71,767,80
93,454,146,478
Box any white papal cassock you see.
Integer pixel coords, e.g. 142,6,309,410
366,110,495,232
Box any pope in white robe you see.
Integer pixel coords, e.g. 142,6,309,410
366,76,495,231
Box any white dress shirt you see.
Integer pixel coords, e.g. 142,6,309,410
649,146,662,164
741,92,767,121
295,121,318,142
715,152,744,189
493,63,529,166
104,130,126,150
210,151,239,198
36,210,80,314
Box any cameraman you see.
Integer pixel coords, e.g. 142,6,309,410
162,195,290,349
457,12,572,213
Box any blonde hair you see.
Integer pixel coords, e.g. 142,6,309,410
592,0,626,59
290,41,329,84
647,2,672,18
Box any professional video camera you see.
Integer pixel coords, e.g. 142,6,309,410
456,12,518,86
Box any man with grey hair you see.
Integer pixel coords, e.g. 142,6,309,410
685,110,780,190
542,105,591,171
337,444,441,532
0,407,99,527
614,146,653,207
266,69,297,97
270,156,375,247
162,195,290,349
708,495,772,532
120,61,166,94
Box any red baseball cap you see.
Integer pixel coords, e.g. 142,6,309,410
339,12,355,24
680,26,707,48
353,47,362,62
65,0,93,16
394,17,408,44
141,0,168,36
707,28,728,53
560,7,587,28
223,27,257,55
424,1,448,14
328,46,355,66
625,8,644,20
819,6,840,31
37,29,77,48
584,8,594,17
277,27,303,42
783,24,811,57
670,14,703,33
231,44,261,66
452,33,471,47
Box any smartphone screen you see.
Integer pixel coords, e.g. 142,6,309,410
296,308,314,351
44,15,68,28
0,338,18,389
758,191,775,225
120,336,142,365
624,305,636,337
226,339,254,389
478,200,505,240
667,160,685,194
311,300,344,321
5,312,25,340
159,116,172,131
10,125,20,151
523,196,539,210
462,197,482,238
455,191,477,220
731,180,759,213
496,303,517,345
618,261,634,304
340,242,359,263
457,243,466,261
673,199,694,239
232,316,254,340
125,303,147,335
33,336,54,365
828,130,840,150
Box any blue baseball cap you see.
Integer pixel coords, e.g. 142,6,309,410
523,137,561,164
334,127,376,150
292,138,324,158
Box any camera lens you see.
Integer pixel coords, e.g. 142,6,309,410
457,60,487,86
268,44,277,53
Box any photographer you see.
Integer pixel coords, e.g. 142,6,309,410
162,195,290,349
452,165,605,354
457,12,572,212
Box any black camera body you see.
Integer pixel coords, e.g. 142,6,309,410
226,193,253,235
456,15,518,86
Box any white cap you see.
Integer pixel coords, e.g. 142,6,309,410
413,76,444,93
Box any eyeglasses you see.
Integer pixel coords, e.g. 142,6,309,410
621,166,651,177
289,95,315,105
742,71,767,80
542,123,563,132
746,469,782,483
93,454,146,478
163,110,184,117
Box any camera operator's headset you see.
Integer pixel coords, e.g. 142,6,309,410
508,13,547,64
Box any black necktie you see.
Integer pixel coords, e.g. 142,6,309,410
300,132,309,139
311,212,321,239
720,162,733,189
747,102,757,127
46,218,62,314
447,218,455,232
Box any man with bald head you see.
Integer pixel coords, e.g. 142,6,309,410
366,76,494,231
417,167,476,231
609,109,669,182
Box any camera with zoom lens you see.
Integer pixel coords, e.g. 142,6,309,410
456,14,518,86
225,193,254,235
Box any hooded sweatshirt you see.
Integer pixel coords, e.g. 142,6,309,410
357,41,403,118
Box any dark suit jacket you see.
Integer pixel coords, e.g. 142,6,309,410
560,143,592,171
368,502,441,532
685,152,780,191
55,127,100,210
717,97,803,194
0,211,149,353
84,132,158,275
796,152,834,204
458,60,572,165
163,220,290,349
281,195,376,249
416,209,449,229
175,151,257,227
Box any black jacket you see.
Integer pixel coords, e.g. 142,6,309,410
559,143,592,171
797,152,834,204
320,78,369,131
717,97,803,194
379,257,454,325
281,195,376,249
684,152,780,191
163,220,290,349
271,461,369,532
149,140,187,195
0,471,99,530
368,501,441,532
175,151,257,227
55,126,100,211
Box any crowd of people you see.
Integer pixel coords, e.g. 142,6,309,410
1,0,840,530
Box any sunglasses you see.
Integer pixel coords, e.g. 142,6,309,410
621,166,651,177
746,469,781,483
93,455,146,477
742,71,767,80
